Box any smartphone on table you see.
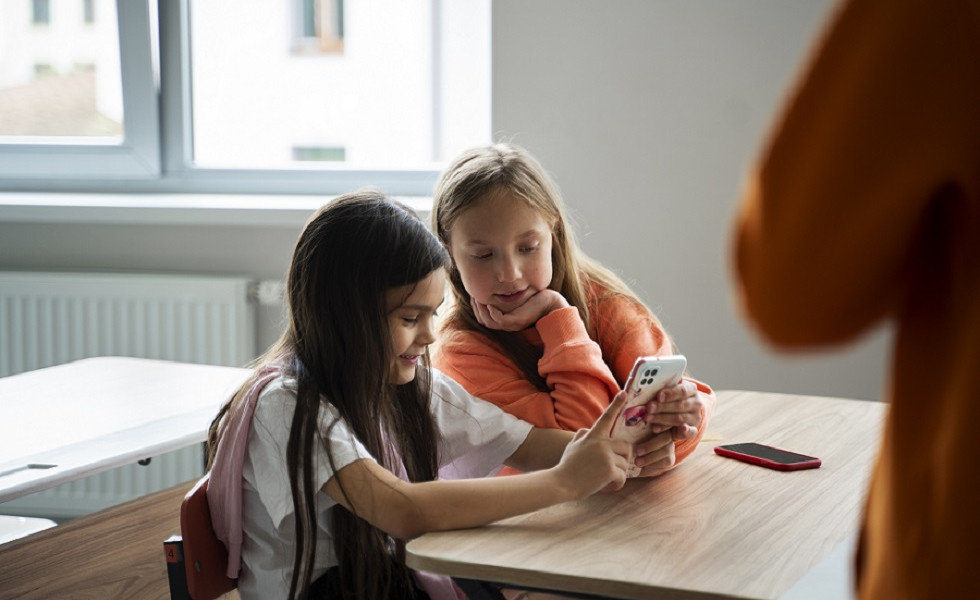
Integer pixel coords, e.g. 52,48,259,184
609,354,687,445
714,442,821,471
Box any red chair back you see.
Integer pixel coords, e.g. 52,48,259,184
180,473,237,600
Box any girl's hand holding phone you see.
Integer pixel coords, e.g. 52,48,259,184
644,379,705,440
555,393,632,495
632,428,676,477
470,289,569,332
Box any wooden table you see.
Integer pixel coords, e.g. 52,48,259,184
0,357,251,503
406,390,886,600
0,480,240,600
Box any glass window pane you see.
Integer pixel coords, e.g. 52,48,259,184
189,0,490,170
0,0,124,140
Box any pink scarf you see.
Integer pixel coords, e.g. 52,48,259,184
207,367,465,600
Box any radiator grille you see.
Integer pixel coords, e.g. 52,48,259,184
0,271,256,519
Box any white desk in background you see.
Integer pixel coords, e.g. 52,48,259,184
0,357,250,504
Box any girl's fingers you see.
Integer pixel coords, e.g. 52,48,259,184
671,424,698,440
591,392,628,439
645,384,705,431
472,290,561,332
657,380,698,403
472,298,522,331
490,303,534,331
635,430,673,454
471,298,501,329
606,469,628,491
486,304,507,326
634,432,676,474
648,412,699,431
645,403,698,419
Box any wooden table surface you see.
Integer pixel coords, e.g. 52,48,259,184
0,357,251,503
0,480,235,600
407,390,886,600
0,389,885,600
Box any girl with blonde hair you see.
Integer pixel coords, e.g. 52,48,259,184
432,144,714,474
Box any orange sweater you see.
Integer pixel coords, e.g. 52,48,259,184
432,285,714,467
734,0,980,598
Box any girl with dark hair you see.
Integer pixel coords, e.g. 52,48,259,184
205,190,642,600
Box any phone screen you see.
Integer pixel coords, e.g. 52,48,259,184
720,443,815,464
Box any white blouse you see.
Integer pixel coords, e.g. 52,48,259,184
237,368,533,600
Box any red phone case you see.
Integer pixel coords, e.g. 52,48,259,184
714,443,821,471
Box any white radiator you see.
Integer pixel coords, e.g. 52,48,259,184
0,271,257,519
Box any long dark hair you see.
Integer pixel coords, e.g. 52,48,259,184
208,190,450,599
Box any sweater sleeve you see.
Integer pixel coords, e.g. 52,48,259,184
594,294,673,386
432,307,619,432
535,307,621,430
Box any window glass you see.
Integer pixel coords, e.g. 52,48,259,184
0,0,486,190
0,0,123,140
32,0,51,25
189,0,490,170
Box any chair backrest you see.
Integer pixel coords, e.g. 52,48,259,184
180,473,237,600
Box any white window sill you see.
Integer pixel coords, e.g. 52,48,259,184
0,193,433,228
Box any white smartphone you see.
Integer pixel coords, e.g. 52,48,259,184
609,354,688,445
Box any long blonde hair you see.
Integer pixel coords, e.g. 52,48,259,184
432,143,663,389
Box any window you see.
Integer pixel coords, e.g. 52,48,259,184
295,0,344,54
0,0,157,181
0,0,491,196
32,0,50,25
3,0,121,139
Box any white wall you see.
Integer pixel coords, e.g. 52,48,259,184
490,0,891,401
0,0,891,401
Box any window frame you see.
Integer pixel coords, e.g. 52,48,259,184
1,0,160,182
0,0,441,198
